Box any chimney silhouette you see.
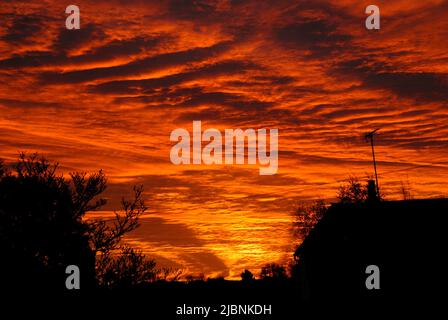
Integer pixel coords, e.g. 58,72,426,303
367,179,379,202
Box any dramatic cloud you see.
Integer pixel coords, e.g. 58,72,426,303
1,0,447,278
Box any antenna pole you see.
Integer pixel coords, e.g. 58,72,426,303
370,135,379,196
366,129,380,197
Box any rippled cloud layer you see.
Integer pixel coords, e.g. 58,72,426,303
1,0,447,277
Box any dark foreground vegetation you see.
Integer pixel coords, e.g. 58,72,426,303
1,153,446,314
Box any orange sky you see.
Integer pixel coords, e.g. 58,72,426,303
1,0,448,278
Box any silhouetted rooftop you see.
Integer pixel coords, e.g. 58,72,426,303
294,198,448,302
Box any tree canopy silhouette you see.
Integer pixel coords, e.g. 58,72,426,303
260,263,287,281
0,153,157,290
337,176,381,203
240,269,254,283
294,200,327,239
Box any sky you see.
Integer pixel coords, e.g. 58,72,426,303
1,0,448,278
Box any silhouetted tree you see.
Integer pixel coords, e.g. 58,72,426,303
241,269,254,282
0,153,158,290
88,185,162,288
291,201,327,281
185,273,205,283
337,176,369,203
0,153,96,289
96,245,157,289
0,159,6,177
260,263,287,281
88,185,145,255
338,176,383,203
294,200,327,239
400,179,413,200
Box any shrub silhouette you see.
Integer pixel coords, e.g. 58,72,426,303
260,263,287,281
0,153,157,290
96,245,157,289
337,176,369,203
294,200,327,239
240,269,254,282
337,176,382,203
